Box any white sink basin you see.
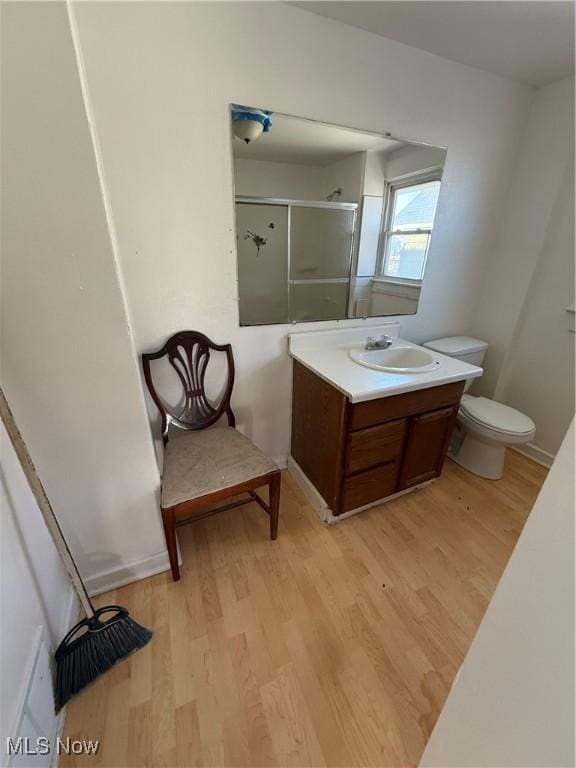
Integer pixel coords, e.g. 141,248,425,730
349,345,439,373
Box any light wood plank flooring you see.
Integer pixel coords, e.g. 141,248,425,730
61,451,547,768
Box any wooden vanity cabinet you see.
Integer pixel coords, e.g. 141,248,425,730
291,360,464,516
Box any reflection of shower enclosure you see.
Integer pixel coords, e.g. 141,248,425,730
236,197,357,325
236,202,289,325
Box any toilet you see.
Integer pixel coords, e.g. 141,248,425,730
423,337,536,480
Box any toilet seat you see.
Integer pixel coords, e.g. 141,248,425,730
460,396,535,437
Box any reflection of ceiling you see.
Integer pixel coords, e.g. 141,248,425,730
233,112,402,166
291,1,575,87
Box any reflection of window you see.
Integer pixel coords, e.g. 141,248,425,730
380,175,441,282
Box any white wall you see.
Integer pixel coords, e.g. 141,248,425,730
1,424,75,752
234,151,365,203
71,0,531,466
355,193,383,279
1,2,167,592
319,152,365,203
471,76,575,459
363,150,387,196
420,420,575,768
234,157,323,200
385,144,446,180
497,160,574,458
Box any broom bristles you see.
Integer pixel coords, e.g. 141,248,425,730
55,609,152,712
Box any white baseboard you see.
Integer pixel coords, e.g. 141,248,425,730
511,442,555,469
274,455,289,470
287,455,330,521
84,550,173,596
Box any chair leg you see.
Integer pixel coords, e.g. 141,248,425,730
269,471,281,540
162,507,180,581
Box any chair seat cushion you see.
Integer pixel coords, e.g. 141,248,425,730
161,426,277,509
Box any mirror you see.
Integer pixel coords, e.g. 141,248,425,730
231,106,446,326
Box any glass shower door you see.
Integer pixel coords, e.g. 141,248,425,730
289,206,356,321
236,203,289,325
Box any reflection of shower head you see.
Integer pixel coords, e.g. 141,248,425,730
326,188,342,201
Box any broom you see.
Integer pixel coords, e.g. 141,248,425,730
0,387,152,712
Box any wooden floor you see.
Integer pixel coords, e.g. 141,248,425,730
62,451,547,768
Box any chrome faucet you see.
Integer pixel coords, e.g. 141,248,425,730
365,334,393,350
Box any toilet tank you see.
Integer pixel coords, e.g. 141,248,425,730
422,336,488,366
423,337,488,391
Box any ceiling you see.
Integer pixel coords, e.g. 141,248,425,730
233,111,402,165
291,1,575,87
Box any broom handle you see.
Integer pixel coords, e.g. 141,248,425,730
0,387,95,618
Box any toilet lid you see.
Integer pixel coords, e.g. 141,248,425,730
460,397,535,435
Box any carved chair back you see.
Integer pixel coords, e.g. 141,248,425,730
142,331,235,441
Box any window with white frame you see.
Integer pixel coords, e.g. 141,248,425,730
379,174,441,282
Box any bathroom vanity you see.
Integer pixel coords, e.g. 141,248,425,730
288,324,482,521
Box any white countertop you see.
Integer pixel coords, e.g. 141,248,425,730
288,323,483,403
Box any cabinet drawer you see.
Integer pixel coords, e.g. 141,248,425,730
350,381,464,431
345,418,406,475
341,462,398,513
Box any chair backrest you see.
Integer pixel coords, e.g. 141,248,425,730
141,331,235,440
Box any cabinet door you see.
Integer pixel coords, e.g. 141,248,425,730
398,406,458,489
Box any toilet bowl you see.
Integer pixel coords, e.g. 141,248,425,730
451,394,536,479
422,337,536,480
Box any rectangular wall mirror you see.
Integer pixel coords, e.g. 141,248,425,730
231,105,446,326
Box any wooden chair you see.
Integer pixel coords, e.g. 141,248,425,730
142,330,281,581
